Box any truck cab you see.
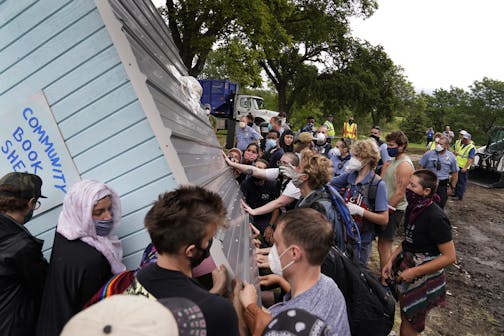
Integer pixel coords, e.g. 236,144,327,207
236,95,278,125
199,79,278,126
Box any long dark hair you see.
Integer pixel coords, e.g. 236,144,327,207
280,129,295,153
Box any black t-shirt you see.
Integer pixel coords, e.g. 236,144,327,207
136,264,239,336
402,203,452,254
241,176,280,234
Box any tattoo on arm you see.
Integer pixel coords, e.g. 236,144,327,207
245,168,253,176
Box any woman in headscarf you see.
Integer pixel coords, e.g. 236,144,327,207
36,180,125,336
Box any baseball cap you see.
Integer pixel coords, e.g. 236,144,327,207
459,130,468,136
262,308,332,336
463,132,471,139
61,295,206,336
0,172,47,199
297,132,315,143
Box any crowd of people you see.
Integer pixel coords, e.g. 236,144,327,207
0,114,471,336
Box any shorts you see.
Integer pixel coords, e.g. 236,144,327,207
376,210,404,241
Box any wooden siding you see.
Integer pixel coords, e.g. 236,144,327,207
0,0,177,269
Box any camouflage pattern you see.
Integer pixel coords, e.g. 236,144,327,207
0,172,46,199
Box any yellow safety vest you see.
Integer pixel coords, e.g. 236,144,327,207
324,120,335,137
456,143,475,169
453,139,462,155
343,122,357,139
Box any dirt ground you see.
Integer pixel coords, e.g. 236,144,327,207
375,151,504,335
423,183,504,336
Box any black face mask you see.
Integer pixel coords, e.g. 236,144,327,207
189,238,213,268
369,134,380,142
348,119,353,125
247,122,253,127
23,209,34,224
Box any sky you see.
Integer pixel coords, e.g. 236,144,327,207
350,0,504,92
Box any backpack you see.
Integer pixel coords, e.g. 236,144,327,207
322,246,395,336
298,186,361,257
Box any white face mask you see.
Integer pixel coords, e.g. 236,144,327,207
330,147,341,158
268,244,295,276
435,144,444,152
291,172,307,188
316,132,326,145
345,157,362,172
239,121,246,129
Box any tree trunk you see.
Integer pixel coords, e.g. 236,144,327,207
277,82,288,116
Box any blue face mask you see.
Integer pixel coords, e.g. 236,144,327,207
95,219,114,236
387,147,399,157
265,139,277,152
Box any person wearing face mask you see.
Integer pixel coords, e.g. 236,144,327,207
236,116,262,151
313,125,332,158
243,143,260,165
418,136,459,208
240,159,280,239
330,139,389,265
37,180,125,336
262,130,285,169
342,115,357,142
382,170,456,336
426,132,443,151
135,186,239,336
0,172,48,336
378,131,414,278
224,152,301,247
299,116,316,134
328,138,352,176
238,209,350,335
289,150,346,251
369,125,391,175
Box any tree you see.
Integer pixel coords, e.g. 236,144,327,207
400,95,428,143
160,0,291,77
424,87,472,134
250,1,378,115
199,39,263,88
469,77,504,138
317,42,414,125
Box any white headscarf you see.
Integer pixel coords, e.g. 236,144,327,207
57,180,126,274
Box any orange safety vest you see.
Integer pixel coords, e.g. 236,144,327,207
343,122,357,139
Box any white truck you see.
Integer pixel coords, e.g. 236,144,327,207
199,79,279,129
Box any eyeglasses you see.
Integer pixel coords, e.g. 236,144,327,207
34,200,41,210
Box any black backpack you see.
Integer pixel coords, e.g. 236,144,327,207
322,246,395,336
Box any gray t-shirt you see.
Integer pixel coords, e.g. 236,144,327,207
269,274,350,335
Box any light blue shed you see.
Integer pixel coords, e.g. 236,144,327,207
0,0,254,281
